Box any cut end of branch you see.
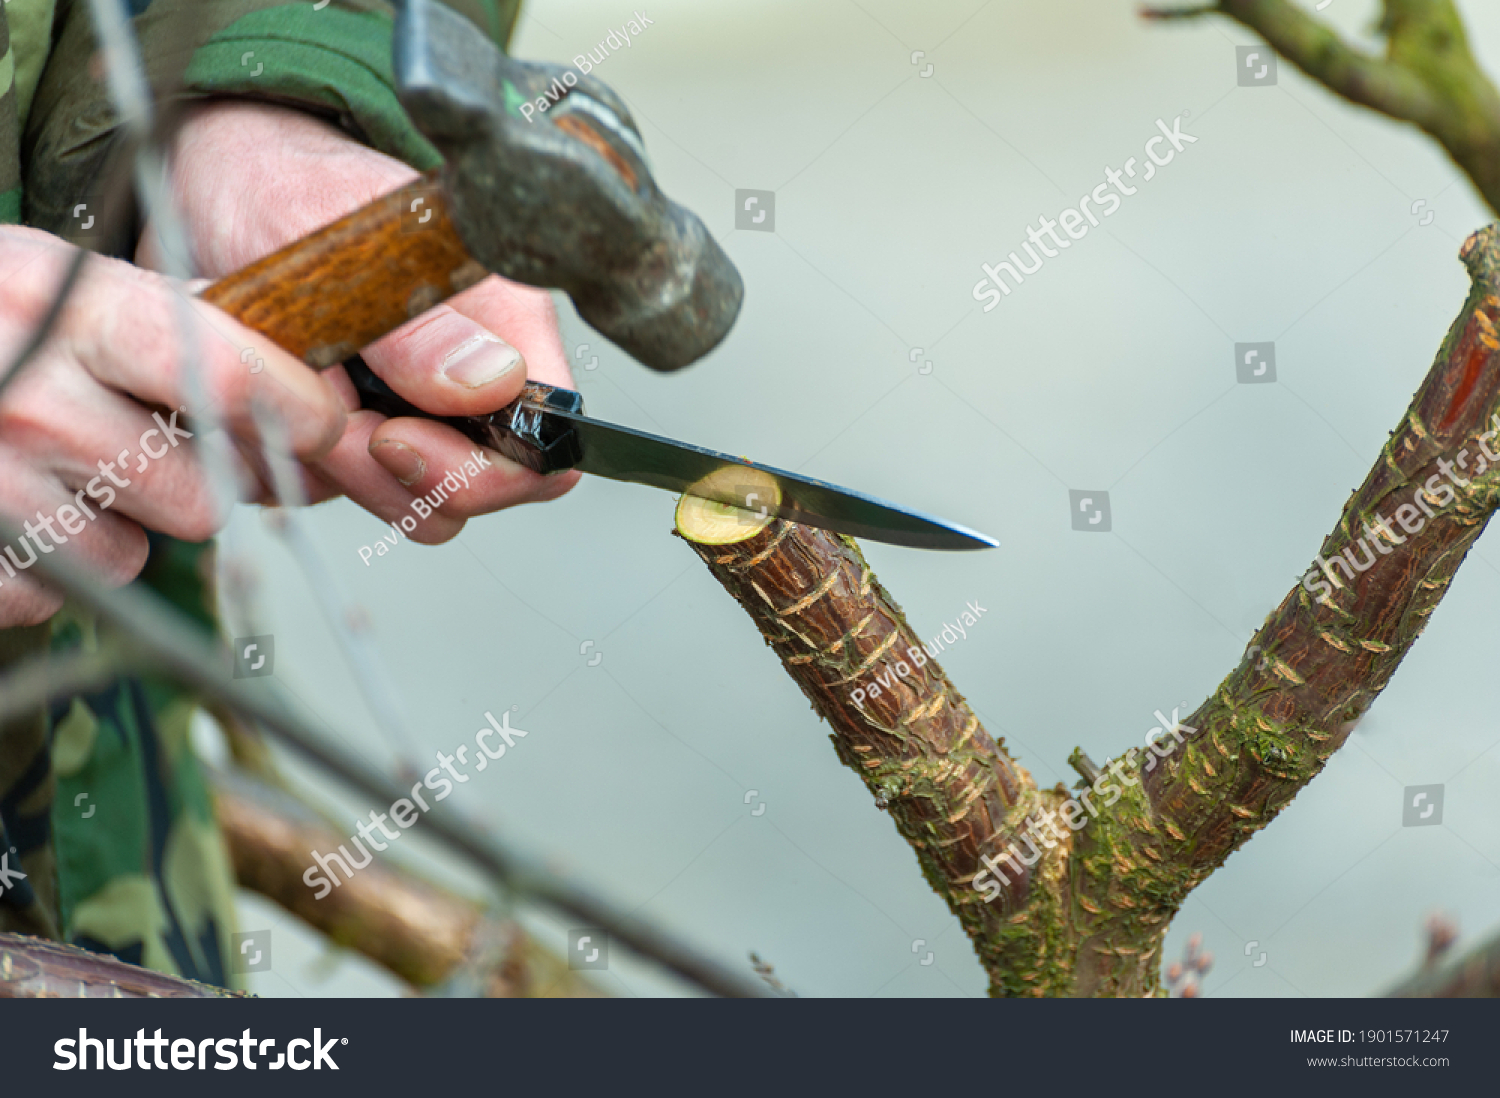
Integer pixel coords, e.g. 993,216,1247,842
675,466,781,545
1460,223,1500,285
1068,749,1102,785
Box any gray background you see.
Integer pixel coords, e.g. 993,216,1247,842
214,0,1500,997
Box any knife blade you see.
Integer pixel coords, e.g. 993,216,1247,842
345,357,997,552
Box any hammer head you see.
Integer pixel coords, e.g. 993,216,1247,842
393,0,743,372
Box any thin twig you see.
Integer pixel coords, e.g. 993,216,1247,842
1142,0,1499,214
251,400,425,769
0,641,137,727
1138,4,1219,19
84,0,259,645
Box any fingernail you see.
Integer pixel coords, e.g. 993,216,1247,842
441,334,523,389
370,439,426,486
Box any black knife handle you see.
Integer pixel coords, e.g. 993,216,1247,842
343,355,584,475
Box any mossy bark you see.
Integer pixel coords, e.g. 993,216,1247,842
679,226,1500,997
675,515,1076,995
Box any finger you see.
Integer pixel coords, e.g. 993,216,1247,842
0,553,61,627
35,251,347,460
446,275,576,388
357,278,582,518
305,409,465,544
367,417,581,520
0,445,151,626
359,301,528,417
0,354,260,541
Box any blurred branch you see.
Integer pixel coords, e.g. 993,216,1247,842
1141,0,1500,215
86,0,261,641
0,639,135,727
1387,913,1500,996
251,401,424,769
3,516,768,998
212,766,601,996
0,933,243,997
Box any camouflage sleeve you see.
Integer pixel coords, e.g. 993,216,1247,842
0,540,245,987
0,0,57,223
21,0,522,242
0,624,63,944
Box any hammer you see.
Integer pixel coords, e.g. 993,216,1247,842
201,0,742,375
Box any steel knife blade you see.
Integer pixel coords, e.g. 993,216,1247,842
345,358,997,552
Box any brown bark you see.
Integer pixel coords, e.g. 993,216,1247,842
674,514,1071,995
680,225,1500,997
0,933,243,997
212,769,602,997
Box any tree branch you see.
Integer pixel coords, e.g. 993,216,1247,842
212,767,601,996
0,933,243,997
681,224,1500,996
675,498,1069,995
1142,0,1500,215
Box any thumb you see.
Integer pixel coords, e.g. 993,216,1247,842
357,302,526,417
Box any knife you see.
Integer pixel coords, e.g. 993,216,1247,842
344,357,997,552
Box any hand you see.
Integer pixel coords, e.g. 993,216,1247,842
140,100,581,543
0,226,346,626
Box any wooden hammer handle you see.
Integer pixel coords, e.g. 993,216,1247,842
200,172,487,369
198,173,584,475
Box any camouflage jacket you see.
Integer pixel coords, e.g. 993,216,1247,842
0,0,519,986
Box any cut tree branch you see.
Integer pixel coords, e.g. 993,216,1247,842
1142,0,1500,215
1085,222,1500,993
674,488,1066,995
680,224,1500,996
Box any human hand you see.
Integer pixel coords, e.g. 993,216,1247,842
0,225,346,626
140,100,581,544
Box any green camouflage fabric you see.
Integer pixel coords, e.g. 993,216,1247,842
0,0,56,222
41,539,241,984
0,0,521,986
